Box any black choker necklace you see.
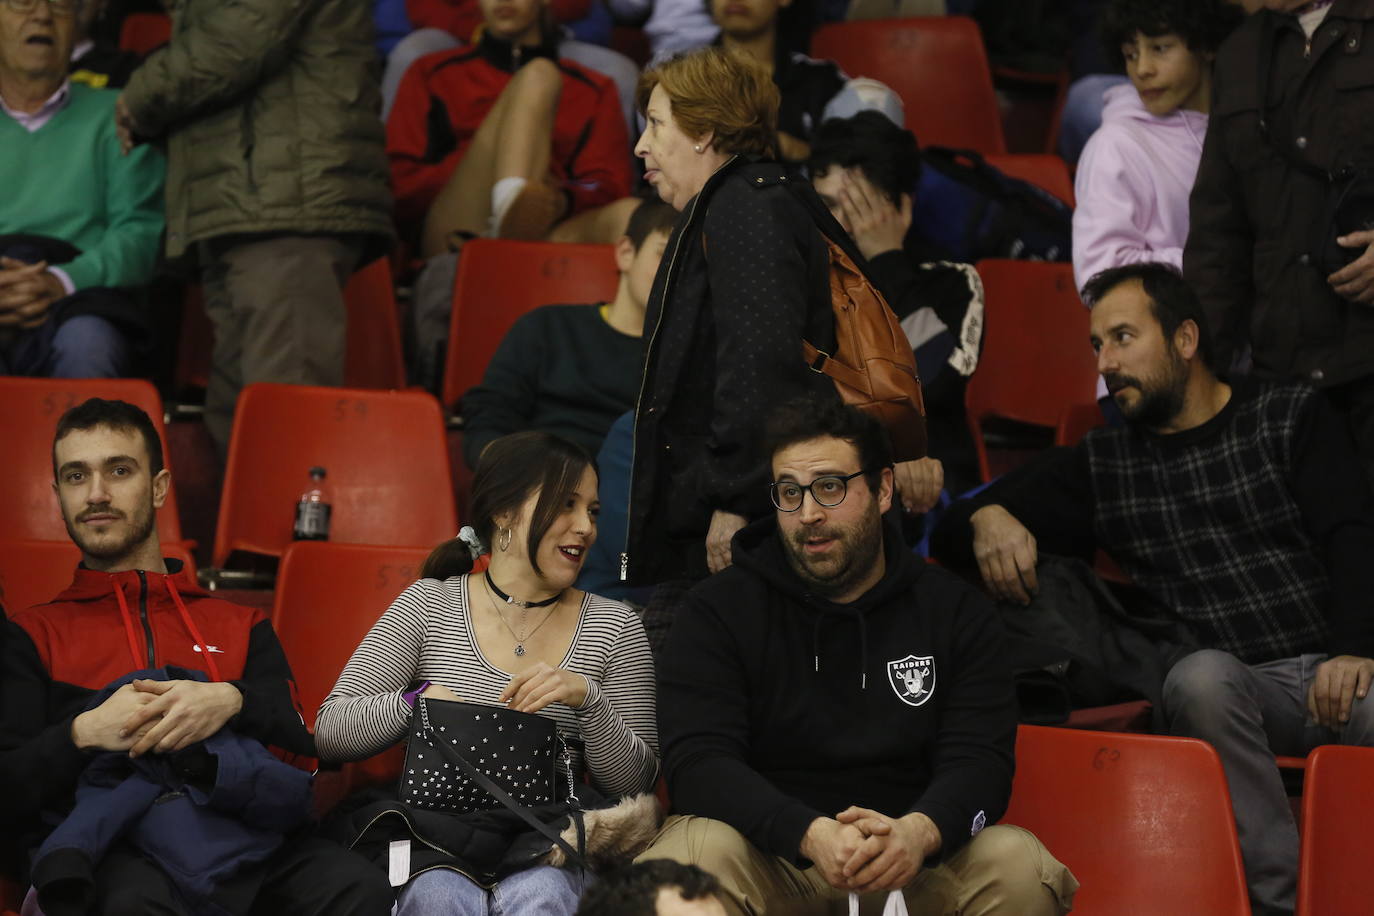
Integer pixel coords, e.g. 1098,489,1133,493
484,570,563,608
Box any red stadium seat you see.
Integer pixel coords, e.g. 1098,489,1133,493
0,538,197,615
966,260,1099,481
984,153,1075,207
117,12,170,56
1003,725,1250,915
0,377,185,543
270,541,430,728
342,256,407,390
172,256,407,393
1297,745,1374,915
811,17,1006,154
440,239,619,411
212,384,456,568
272,541,430,789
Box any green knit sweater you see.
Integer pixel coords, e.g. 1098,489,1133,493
1,84,165,291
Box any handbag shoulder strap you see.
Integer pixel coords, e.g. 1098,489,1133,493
418,699,589,869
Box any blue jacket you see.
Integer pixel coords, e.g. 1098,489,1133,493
31,667,313,916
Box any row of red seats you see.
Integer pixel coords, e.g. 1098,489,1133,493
1,255,1095,562
3,533,1366,915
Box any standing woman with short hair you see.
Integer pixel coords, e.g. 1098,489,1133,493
625,48,940,610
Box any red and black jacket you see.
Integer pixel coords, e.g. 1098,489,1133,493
0,560,314,858
387,28,632,229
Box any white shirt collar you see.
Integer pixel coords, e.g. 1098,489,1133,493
0,79,72,133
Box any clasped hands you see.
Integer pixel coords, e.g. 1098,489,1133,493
801,808,941,895
0,256,64,329
70,678,244,758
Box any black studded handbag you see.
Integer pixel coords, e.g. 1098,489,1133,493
400,697,579,815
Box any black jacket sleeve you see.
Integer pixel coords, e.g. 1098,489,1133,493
657,588,825,862
1289,394,1374,658
0,622,94,832
1183,63,1255,377
931,445,1098,570
700,184,829,519
231,619,316,758
908,586,1017,861
460,310,546,469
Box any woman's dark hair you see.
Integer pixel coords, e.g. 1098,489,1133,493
808,111,921,205
761,395,893,494
420,432,596,580
1081,262,1216,371
1100,0,1244,70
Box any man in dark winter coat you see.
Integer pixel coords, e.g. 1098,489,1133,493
932,263,1374,916
636,397,1076,915
0,397,391,915
1185,0,1374,488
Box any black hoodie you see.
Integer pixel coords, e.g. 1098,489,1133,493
657,514,1016,866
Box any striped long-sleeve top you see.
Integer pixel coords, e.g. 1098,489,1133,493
315,575,659,797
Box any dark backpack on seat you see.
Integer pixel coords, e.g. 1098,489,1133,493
912,147,1073,264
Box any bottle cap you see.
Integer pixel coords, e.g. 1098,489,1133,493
310,466,327,478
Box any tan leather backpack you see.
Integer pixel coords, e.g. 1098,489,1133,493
802,236,929,463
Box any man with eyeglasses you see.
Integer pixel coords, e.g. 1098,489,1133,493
0,0,164,377
636,396,1077,916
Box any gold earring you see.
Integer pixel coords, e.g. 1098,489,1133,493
498,527,512,552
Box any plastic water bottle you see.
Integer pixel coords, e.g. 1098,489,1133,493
293,466,331,541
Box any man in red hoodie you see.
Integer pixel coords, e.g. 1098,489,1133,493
0,398,391,914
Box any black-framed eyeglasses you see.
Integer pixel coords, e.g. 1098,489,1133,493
3,0,81,14
769,470,867,512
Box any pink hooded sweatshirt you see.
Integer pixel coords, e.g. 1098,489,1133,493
1071,82,1210,295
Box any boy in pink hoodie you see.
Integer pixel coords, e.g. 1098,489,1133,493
1072,0,1243,294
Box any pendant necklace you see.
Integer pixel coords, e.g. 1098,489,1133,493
483,573,560,657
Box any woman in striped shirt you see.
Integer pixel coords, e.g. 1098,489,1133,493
316,431,659,915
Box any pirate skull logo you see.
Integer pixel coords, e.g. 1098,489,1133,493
887,654,936,707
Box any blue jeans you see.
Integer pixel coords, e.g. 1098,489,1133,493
1,313,130,377
396,865,588,916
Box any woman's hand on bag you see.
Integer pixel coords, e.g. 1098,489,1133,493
421,682,464,702
500,662,590,713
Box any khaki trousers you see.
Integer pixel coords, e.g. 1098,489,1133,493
199,234,362,455
636,816,1077,916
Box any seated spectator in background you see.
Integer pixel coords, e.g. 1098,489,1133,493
460,197,675,468
607,0,716,60
0,399,389,915
0,0,163,379
68,0,140,88
639,397,1077,915
809,112,984,494
709,0,900,163
379,0,641,140
389,0,634,255
1072,0,1241,293
316,432,659,914
118,0,393,457
931,264,1374,916
577,860,727,915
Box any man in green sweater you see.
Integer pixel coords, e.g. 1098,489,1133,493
0,0,164,377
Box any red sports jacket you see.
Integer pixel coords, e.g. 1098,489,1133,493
1,561,315,853
387,30,632,228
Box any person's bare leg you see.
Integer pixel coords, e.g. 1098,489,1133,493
547,196,643,244
421,58,563,255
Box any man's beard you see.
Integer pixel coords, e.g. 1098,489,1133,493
1105,345,1189,429
781,512,885,600
65,502,156,562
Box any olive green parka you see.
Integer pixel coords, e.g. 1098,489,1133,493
121,0,394,260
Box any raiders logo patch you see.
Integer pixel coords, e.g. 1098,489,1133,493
887,654,936,707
